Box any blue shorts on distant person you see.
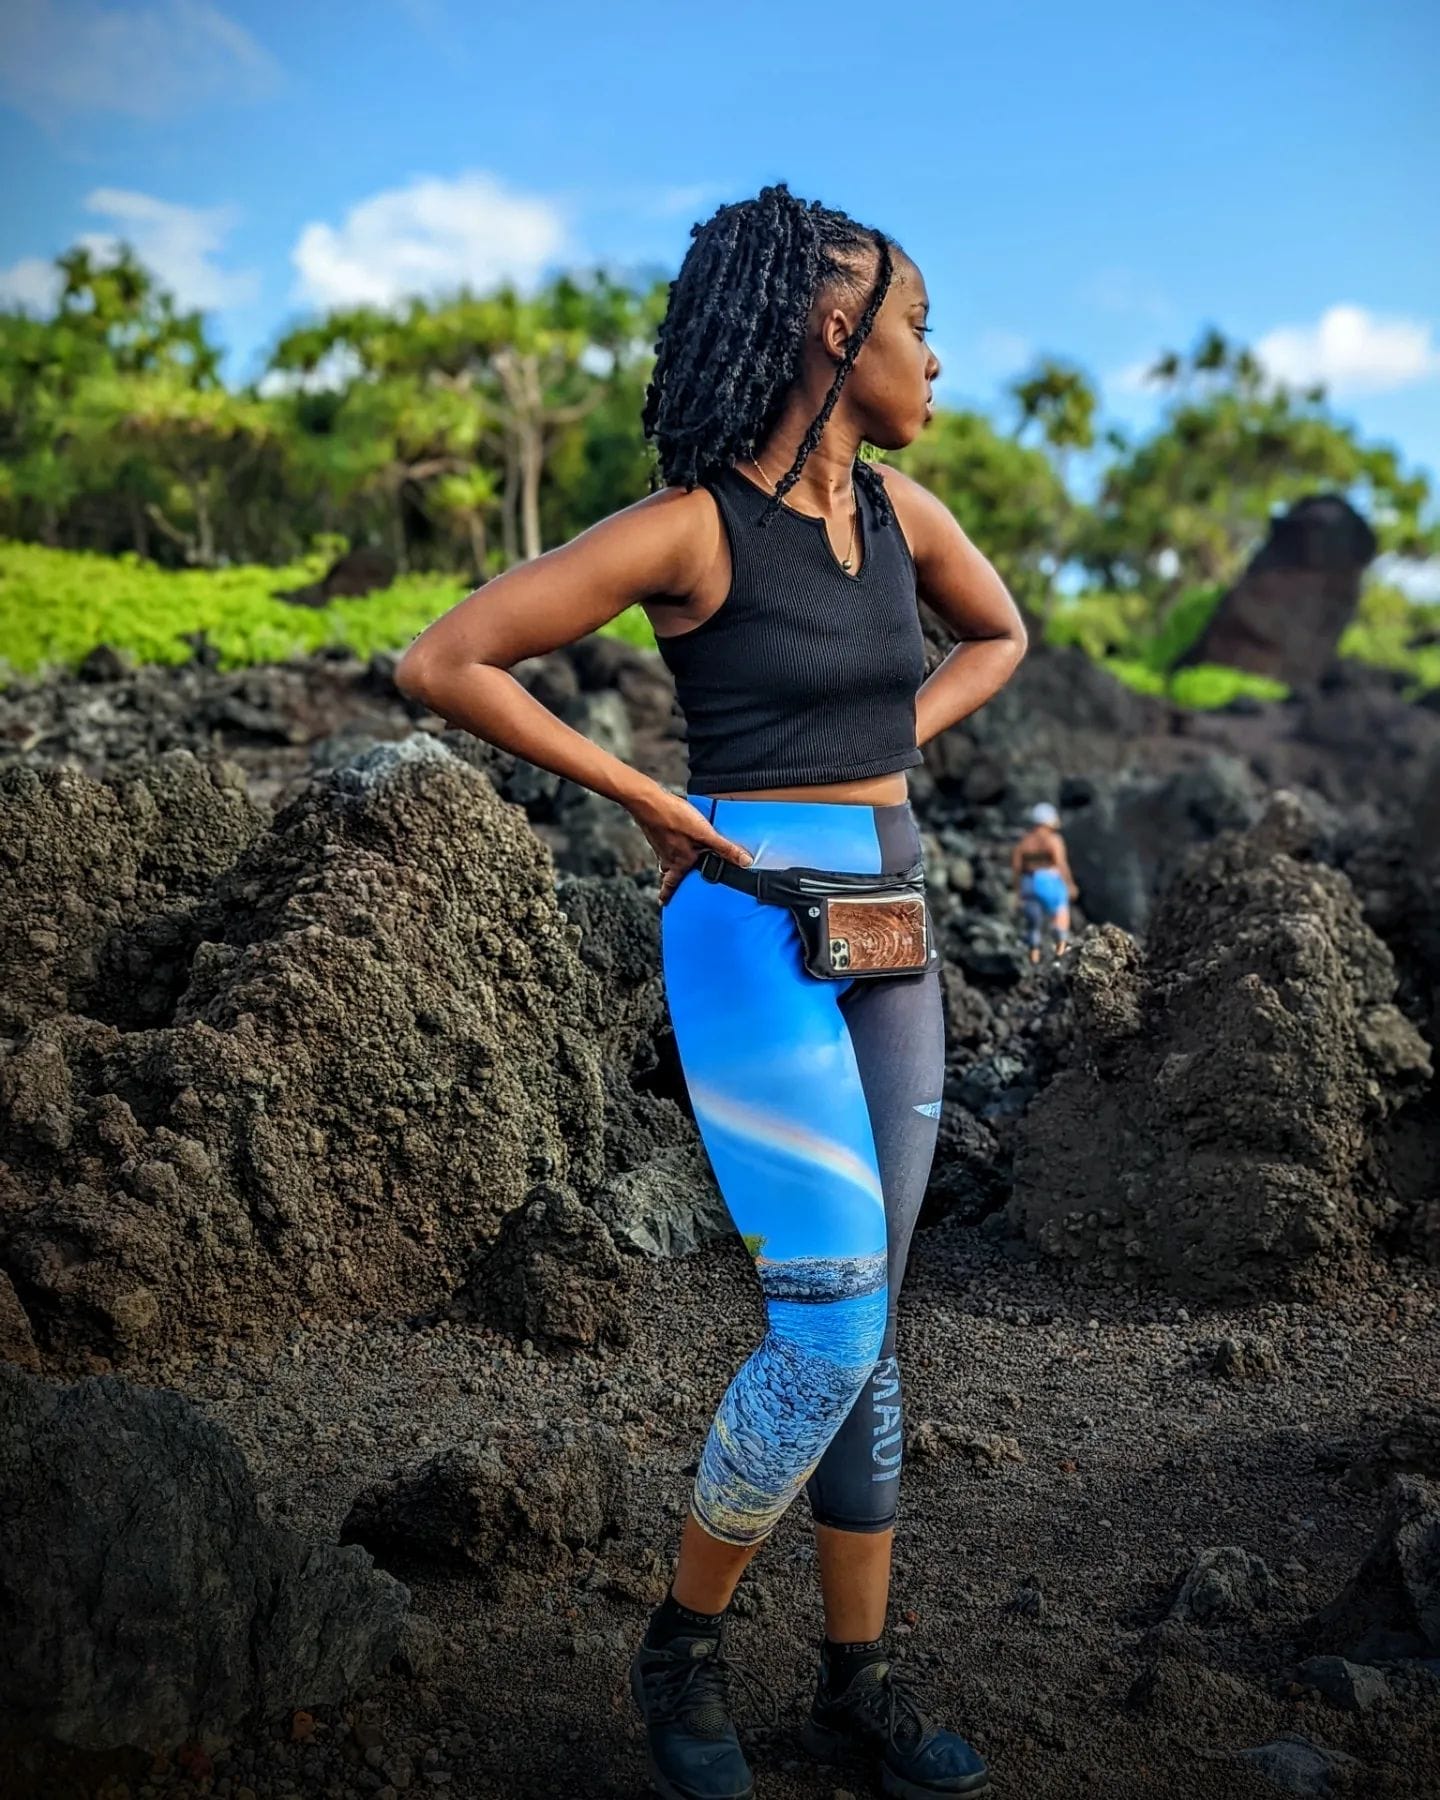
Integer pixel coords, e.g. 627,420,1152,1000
1020,866,1069,949
660,795,944,1547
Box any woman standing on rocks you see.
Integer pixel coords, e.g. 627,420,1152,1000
396,184,1027,1800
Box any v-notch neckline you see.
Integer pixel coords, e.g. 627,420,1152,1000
731,465,869,583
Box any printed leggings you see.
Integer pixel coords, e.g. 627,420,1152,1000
660,796,945,1547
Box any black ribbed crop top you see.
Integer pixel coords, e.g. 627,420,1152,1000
653,466,927,795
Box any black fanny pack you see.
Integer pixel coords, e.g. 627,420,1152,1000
695,850,940,981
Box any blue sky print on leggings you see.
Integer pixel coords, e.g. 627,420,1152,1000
686,1079,887,1260
692,1262,888,1546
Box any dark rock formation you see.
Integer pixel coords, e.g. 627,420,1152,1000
1340,751,1440,1263
1010,797,1432,1296
278,546,400,608
1178,495,1377,685
0,1366,422,1754
589,1135,730,1257
0,737,615,1372
1302,1474,1440,1663
0,1271,40,1371
1165,1546,1278,1626
0,752,265,1035
465,1182,634,1349
1292,1657,1393,1712
340,1420,628,1588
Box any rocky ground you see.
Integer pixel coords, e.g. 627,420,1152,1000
10,1227,1438,1800
3,634,1439,1800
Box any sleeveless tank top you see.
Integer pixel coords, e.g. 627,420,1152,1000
653,465,927,795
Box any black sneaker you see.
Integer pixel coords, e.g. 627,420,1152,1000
630,1629,757,1800
801,1654,990,1797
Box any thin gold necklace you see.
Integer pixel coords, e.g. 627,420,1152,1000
748,448,860,572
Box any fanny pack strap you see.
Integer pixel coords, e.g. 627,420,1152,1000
694,849,925,903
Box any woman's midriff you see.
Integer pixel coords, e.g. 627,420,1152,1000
707,772,911,805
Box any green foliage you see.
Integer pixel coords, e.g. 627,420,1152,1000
1167,664,1290,709
1081,331,1436,600
1044,582,1223,671
741,1234,767,1261
1338,582,1440,694
0,539,647,683
4,242,1437,713
1047,584,1288,708
1044,590,1153,661
1105,659,1170,697
890,408,1069,612
1146,584,1226,670
1010,358,1097,456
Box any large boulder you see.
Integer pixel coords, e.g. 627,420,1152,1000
0,1366,422,1754
465,1181,635,1349
340,1419,629,1590
0,737,613,1372
1010,797,1431,1296
1178,494,1377,686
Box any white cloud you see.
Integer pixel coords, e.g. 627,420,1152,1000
292,173,569,310
0,255,62,311
79,188,259,310
0,0,280,123
1256,305,1440,397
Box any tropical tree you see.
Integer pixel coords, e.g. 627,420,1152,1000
1082,329,1436,601
890,407,1071,616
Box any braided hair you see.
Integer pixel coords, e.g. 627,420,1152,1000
642,184,898,526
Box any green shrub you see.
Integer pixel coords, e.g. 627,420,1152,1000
1338,582,1440,696
1145,583,1224,671
1106,658,1169,697
1166,663,1289,709
1044,590,1152,661
0,540,656,683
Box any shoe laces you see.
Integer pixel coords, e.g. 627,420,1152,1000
831,1657,936,1757
646,1638,776,1739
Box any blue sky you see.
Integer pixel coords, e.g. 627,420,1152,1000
3,0,1438,488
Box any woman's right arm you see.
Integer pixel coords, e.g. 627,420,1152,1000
393,487,753,901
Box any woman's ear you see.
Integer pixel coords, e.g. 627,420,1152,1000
818,303,855,364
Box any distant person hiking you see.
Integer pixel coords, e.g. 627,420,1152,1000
395,183,1025,1800
1012,802,1077,964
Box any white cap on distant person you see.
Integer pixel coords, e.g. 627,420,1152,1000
1030,802,1060,827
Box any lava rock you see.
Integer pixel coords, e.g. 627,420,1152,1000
1292,1656,1392,1712
1011,795,1432,1297
0,1366,418,1754
1178,495,1376,686
1211,1335,1283,1381
1302,1474,1440,1662
1166,1546,1278,1626
1229,1732,1362,1796
341,1420,629,1588
0,737,614,1372
466,1182,633,1349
